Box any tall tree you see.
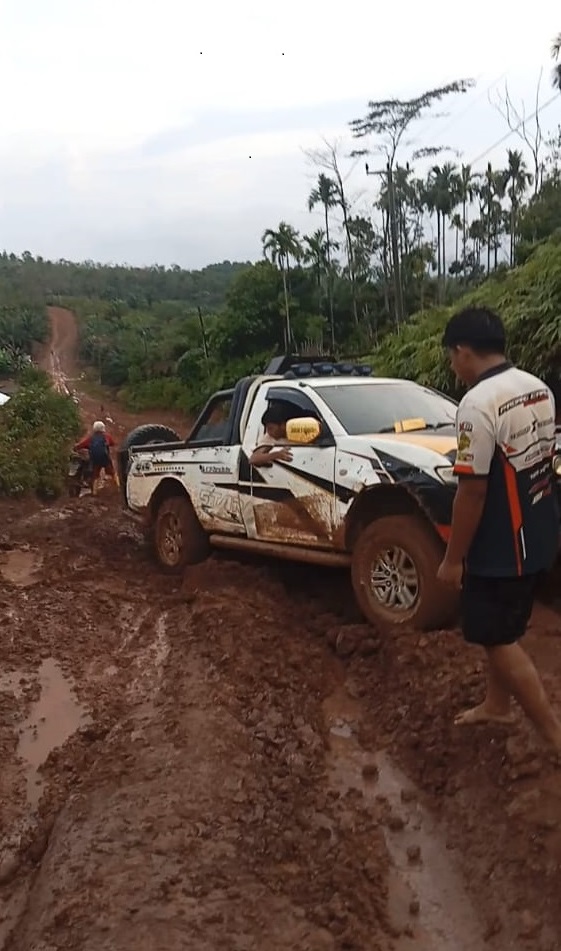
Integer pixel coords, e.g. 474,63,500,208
505,149,532,265
450,212,463,266
426,163,460,296
479,164,496,274
262,222,301,349
491,78,545,196
552,33,561,89
457,165,478,271
349,79,473,320
489,169,508,270
349,80,473,169
302,230,329,320
306,141,359,327
308,174,338,348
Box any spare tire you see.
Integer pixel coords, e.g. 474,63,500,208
118,424,182,501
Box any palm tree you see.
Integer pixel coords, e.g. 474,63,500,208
302,230,329,320
480,164,497,274
427,163,460,296
468,218,485,271
505,150,532,265
262,222,301,349
552,33,561,89
308,175,338,348
457,165,478,271
422,181,440,281
450,212,463,266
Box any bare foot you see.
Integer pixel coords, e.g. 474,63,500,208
454,703,516,727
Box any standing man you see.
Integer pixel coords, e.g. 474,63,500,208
437,306,561,752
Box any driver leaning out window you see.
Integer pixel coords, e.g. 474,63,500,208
249,405,293,467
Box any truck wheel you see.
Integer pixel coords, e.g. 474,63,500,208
154,494,209,574
118,424,181,499
351,515,458,631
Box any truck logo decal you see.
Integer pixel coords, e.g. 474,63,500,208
200,464,232,475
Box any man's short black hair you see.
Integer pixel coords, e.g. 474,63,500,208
262,403,288,426
442,306,507,356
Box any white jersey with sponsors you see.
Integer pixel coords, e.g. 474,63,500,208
453,363,558,577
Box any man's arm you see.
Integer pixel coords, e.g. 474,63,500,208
438,401,495,585
75,435,90,451
445,478,488,564
249,445,293,467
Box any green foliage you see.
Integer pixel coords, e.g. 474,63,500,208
0,368,81,497
0,254,250,310
73,259,336,414
0,305,48,374
372,240,561,394
517,179,561,254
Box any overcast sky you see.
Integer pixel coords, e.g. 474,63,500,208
0,0,559,269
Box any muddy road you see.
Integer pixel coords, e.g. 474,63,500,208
37,306,190,438
0,308,560,950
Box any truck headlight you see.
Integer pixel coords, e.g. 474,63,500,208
553,454,561,478
435,466,458,486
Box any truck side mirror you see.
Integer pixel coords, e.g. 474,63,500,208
285,417,321,444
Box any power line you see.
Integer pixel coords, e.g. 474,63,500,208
468,92,558,167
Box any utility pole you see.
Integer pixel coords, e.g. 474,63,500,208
197,306,210,364
366,162,404,329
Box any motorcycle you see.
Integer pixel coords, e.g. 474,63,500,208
67,450,93,498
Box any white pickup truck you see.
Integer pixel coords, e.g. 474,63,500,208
118,357,561,631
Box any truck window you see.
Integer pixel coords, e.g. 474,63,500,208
315,382,457,435
264,388,319,419
188,395,233,445
258,389,329,446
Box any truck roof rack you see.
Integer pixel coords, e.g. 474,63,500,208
265,354,373,379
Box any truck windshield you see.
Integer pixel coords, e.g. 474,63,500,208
315,382,457,435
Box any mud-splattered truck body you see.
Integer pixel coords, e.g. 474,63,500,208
119,358,561,631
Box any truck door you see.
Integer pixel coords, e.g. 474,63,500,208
241,385,337,548
183,391,245,535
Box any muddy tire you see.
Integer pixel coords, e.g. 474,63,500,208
153,493,209,574
117,424,181,500
351,515,458,631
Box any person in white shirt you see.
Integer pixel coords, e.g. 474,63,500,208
437,306,561,753
249,404,294,467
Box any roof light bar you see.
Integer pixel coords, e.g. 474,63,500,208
282,362,373,379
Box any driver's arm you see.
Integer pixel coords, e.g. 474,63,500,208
249,441,293,467
249,445,274,466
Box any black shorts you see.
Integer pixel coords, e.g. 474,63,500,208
461,573,541,648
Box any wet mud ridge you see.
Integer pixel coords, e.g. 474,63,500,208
0,496,561,950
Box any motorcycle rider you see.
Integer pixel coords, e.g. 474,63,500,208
74,421,118,495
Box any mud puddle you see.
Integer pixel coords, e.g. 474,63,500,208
324,687,490,950
17,658,89,806
0,549,42,586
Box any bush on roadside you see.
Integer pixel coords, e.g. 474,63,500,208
0,368,81,497
371,240,561,396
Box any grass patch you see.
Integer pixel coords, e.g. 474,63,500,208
0,367,81,497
